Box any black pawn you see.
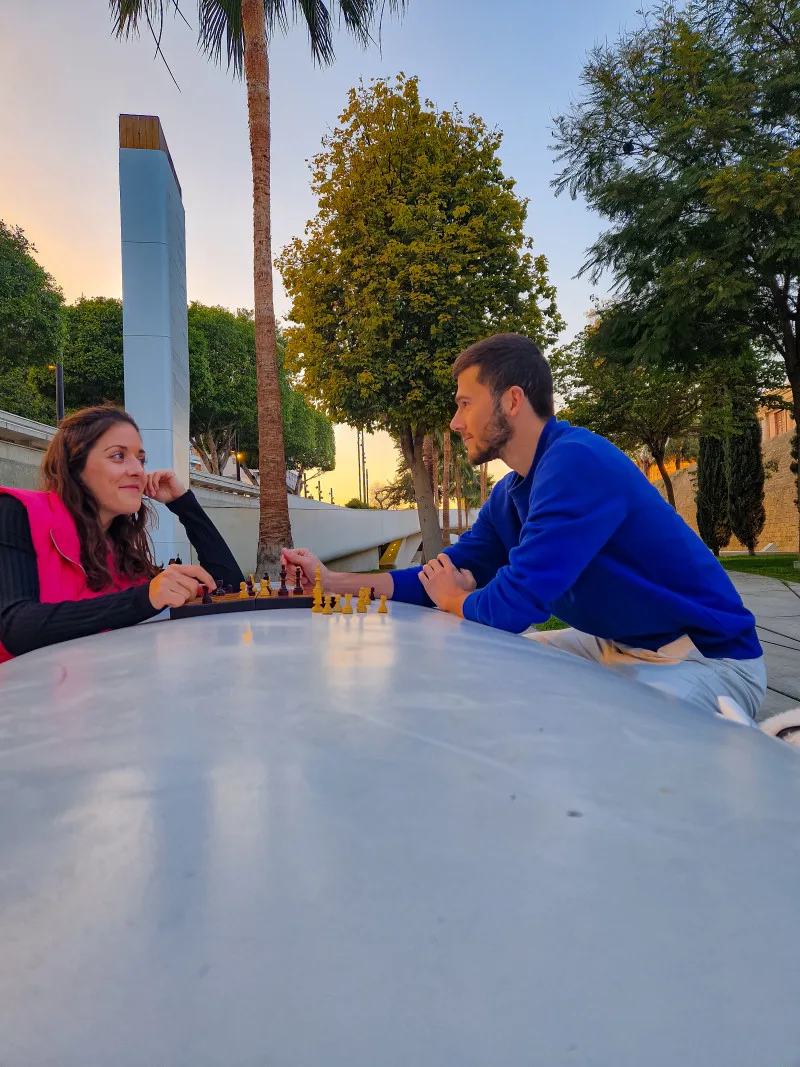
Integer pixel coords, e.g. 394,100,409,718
370,586,376,602
278,565,289,597
293,566,304,596
201,585,213,605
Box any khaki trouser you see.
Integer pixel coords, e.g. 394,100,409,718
527,628,766,724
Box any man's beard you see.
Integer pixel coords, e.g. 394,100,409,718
469,401,512,465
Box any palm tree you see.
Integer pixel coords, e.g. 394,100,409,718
110,0,406,570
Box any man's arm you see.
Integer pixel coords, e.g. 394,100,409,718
423,443,627,631
390,497,510,606
282,494,509,607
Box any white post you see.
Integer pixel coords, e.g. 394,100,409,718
119,115,190,565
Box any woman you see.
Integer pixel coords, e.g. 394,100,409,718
0,405,244,663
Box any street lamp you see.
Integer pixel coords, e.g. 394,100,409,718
47,363,65,425
235,451,245,482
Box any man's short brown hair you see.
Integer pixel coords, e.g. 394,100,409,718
452,333,554,419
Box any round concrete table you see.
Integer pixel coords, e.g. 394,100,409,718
1,604,799,1066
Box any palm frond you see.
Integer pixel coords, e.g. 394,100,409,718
198,0,245,75
109,0,189,88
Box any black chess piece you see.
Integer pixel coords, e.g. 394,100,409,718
293,566,304,596
201,585,213,605
330,595,337,611
212,578,225,597
175,555,182,565
278,564,289,597
370,586,376,602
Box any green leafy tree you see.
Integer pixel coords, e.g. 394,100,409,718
552,0,800,545
551,316,705,508
111,0,406,573
0,221,63,387
725,398,766,554
697,435,731,556
278,75,563,559
188,305,335,482
62,297,125,410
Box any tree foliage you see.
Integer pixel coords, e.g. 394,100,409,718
552,0,800,540
0,221,64,384
725,397,766,554
697,435,732,556
279,74,562,558
551,314,705,507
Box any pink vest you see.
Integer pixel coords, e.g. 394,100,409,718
0,487,146,664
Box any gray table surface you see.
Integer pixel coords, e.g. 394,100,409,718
1,603,799,1067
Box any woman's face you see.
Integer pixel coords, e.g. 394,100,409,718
81,423,147,524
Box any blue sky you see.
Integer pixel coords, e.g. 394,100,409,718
1,0,643,496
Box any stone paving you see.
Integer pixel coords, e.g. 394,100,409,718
728,572,800,722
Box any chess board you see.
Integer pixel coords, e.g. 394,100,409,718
169,590,313,620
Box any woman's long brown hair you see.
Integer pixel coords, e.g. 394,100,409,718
40,406,159,592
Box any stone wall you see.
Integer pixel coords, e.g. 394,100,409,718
652,431,798,552
0,440,44,490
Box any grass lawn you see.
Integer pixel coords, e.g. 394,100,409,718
720,554,800,584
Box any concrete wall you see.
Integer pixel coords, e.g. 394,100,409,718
191,488,422,575
0,439,42,490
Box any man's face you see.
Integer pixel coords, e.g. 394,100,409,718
450,366,513,466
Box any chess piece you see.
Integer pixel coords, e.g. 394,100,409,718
370,586,376,602
201,585,213,605
278,565,289,597
322,595,333,615
356,589,368,613
378,594,388,614
342,593,353,614
259,574,272,597
333,594,343,613
247,573,257,596
212,578,225,597
175,555,183,565
312,565,324,612
239,581,248,599
293,566,304,596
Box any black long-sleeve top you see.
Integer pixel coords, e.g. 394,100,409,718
0,490,244,658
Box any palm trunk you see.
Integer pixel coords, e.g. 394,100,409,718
479,462,487,506
441,430,451,546
242,0,292,572
402,426,443,561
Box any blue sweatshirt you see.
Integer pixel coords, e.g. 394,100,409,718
392,418,761,660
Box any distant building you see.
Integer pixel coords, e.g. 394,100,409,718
759,387,796,441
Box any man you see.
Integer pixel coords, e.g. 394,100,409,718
283,333,766,721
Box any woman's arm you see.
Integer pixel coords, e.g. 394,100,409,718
0,496,159,657
165,491,245,588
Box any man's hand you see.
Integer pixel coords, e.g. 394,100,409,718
144,470,186,505
281,547,328,592
418,554,476,616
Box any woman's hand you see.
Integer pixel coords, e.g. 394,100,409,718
149,563,215,610
281,547,328,591
144,470,186,505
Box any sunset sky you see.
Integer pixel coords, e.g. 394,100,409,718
1,0,641,502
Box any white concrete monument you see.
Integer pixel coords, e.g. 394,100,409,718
119,115,190,564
